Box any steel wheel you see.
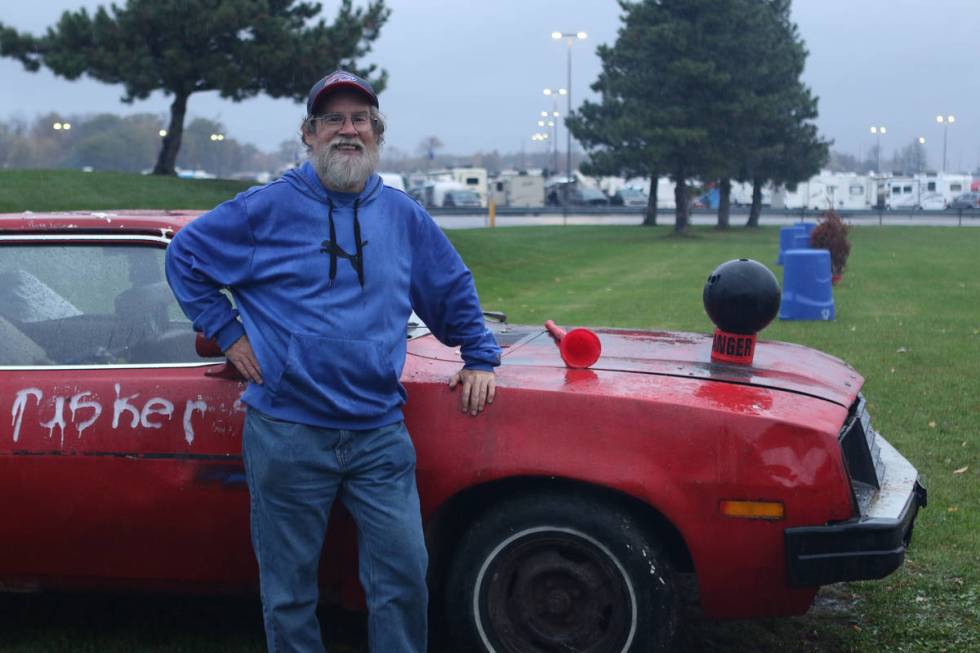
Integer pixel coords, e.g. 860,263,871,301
446,493,677,652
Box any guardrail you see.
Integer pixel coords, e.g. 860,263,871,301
429,206,980,226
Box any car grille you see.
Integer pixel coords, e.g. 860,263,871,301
839,394,884,516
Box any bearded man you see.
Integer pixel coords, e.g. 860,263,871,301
165,70,500,653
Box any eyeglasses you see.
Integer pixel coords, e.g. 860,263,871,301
309,112,376,132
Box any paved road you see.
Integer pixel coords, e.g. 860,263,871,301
432,211,980,229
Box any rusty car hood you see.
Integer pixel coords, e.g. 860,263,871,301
411,326,863,407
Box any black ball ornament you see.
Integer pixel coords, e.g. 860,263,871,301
703,258,780,335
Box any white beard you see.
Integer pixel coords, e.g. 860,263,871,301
311,136,379,192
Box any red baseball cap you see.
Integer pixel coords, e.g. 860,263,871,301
307,70,379,114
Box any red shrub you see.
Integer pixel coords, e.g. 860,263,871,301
810,210,851,275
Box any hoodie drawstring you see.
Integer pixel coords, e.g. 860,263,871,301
327,198,338,284
323,197,366,289
353,198,364,288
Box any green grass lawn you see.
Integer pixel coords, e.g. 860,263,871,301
0,170,976,652
0,169,252,213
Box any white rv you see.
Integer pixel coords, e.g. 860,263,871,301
608,176,678,209
777,172,872,211
411,180,467,208
917,173,971,208
450,168,489,207
883,173,970,210
885,177,925,210
490,172,545,207
730,181,774,207
378,171,406,192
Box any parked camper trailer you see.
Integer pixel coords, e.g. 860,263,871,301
730,181,773,207
378,171,406,192
777,173,872,211
920,173,971,208
450,168,489,207
605,176,678,209
411,180,468,208
490,172,545,207
884,173,970,210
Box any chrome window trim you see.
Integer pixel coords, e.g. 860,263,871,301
0,234,217,370
0,361,221,371
0,234,171,244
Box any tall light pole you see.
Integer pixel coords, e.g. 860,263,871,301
543,87,566,178
551,30,587,206
210,133,225,177
869,125,886,174
936,114,955,173
540,109,560,173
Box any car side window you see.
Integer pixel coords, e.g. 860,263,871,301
0,244,198,366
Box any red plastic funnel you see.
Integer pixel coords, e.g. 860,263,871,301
544,320,602,368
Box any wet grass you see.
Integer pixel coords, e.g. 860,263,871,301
1,223,976,652
0,169,252,213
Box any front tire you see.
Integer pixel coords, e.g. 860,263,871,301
445,493,677,652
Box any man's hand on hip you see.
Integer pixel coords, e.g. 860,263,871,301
448,368,496,417
225,335,263,384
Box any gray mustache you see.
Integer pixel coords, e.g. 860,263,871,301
330,139,363,151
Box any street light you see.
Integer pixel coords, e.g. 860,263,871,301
551,29,587,208
936,114,955,172
52,122,71,131
159,129,168,137
543,90,565,175
869,125,886,174
210,133,226,177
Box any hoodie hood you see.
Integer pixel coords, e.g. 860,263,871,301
282,161,384,207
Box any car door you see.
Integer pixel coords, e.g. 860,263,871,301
0,233,255,592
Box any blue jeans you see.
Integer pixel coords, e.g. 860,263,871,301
242,409,428,653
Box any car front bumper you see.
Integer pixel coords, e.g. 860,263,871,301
784,436,927,587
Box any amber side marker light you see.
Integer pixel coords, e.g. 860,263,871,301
720,500,785,520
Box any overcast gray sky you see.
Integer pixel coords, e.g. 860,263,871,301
2,0,978,172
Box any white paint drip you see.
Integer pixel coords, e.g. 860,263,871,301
40,396,67,446
182,400,207,445
69,392,102,438
11,388,43,443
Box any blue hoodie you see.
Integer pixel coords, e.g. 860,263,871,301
165,162,501,430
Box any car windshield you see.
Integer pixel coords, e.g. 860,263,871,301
581,188,606,200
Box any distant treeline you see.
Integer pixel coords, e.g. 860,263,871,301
0,112,297,177
0,111,591,178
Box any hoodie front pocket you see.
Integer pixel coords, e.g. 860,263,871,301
276,333,401,420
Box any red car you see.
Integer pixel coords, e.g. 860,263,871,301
0,212,925,652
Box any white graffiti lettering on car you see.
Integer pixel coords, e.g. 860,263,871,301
112,383,141,429
11,387,43,443
183,398,207,445
40,395,67,445
5,386,218,447
69,391,102,437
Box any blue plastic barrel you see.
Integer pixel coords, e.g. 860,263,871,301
778,223,818,264
779,248,835,321
777,225,805,264
791,230,811,250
